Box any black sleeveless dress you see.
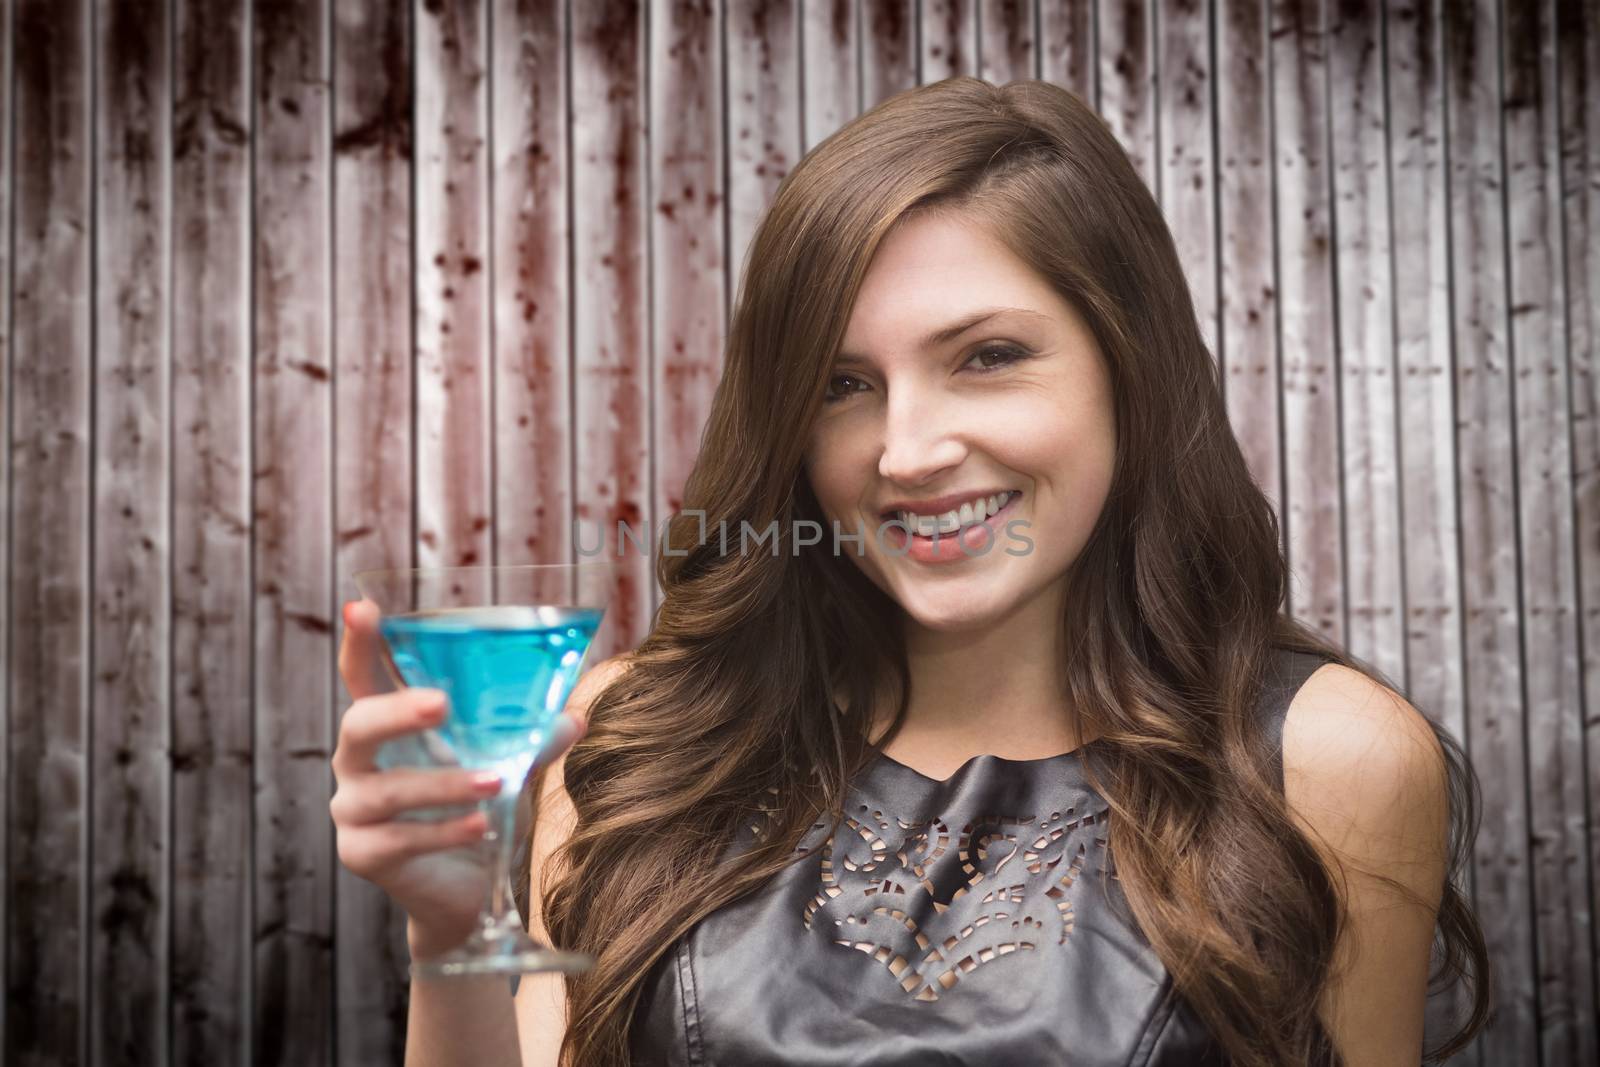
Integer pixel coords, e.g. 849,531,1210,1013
626,648,1331,1066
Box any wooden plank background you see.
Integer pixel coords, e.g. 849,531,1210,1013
1,0,1596,1062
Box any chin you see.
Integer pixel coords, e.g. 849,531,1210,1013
896,594,1011,635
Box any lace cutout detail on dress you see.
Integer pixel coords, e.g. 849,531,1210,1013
796,802,1112,1001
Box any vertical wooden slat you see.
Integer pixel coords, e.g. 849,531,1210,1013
1503,0,1596,1060
252,0,335,1061
0,0,11,1049
573,0,652,657
650,0,725,541
6,0,92,1062
493,0,571,572
415,0,493,576
728,0,800,272
863,1,916,107
1559,2,1600,1057
0,0,12,1045
1158,0,1219,356
170,0,253,1059
1442,0,1537,1059
1097,0,1157,190
1217,0,1283,519
1386,0,1474,1053
920,0,978,83
721,0,797,617
90,0,172,1062
1271,0,1344,643
1039,0,1096,101
1328,0,1403,681
801,0,856,150
331,0,414,1060
978,0,1036,86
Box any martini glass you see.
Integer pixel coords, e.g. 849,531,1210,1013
352,561,615,978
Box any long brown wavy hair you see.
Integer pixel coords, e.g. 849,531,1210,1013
518,76,1491,1066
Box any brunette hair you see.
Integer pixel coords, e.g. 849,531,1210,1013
521,76,1490,1066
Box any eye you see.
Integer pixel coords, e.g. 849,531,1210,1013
822,344,1030,405
965,344,1030,372
823,372,867,404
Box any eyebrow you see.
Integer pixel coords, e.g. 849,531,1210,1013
835,306,1051,363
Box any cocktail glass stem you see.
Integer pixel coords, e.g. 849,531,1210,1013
478,780,521,940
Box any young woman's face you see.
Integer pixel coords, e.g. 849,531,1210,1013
802,211,1116,633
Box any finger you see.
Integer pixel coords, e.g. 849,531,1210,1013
338,598,397,700
336,811,491,876
330,765,504,827
530,712,585,773
333,689,449,776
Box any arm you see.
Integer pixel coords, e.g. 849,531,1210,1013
402,653,632,1067
403,938,521,1067
1280,664,1451,1067
512,654,634,1067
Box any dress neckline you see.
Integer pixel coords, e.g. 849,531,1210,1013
868,736,1109,786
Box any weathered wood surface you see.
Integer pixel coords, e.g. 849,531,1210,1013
252,0,336,1063
1098,0,1157,188
0,0,12,1048
1273,0,1345,646
864,1,918,107
1503,0,1594,1061
492,0,570,571
1386,0,1474,1055
1039,0,1095,99
572,0,653,658
1562,0,1600,1061
978,0,1037,85
652,0,727,544
332,0,415,1061
1328,0,1404,684
1159,0,1217,356
1217,0,1283,522
8,1,93,1064
415,0,493,582
921,0,979,83
1444,0,1538,1060
91,0,172,1062
170,0,254,1060
1,0,1595,1061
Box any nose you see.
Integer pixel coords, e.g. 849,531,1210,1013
877,383,966,487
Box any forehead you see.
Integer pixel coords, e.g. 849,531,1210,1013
838,213,1068,357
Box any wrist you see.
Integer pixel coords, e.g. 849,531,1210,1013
405,915,460,962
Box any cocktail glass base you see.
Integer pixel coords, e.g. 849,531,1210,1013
411,925,595,979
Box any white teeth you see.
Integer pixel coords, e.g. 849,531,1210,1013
895,491,1016,536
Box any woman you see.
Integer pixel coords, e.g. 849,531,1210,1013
333,77,1489,1066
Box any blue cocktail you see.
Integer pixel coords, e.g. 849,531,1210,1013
354,562,615,979
380,605,603,778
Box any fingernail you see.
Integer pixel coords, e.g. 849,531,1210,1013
471,771,503,794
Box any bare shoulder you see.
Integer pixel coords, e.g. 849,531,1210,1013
1280,665,1453,1059
1280,663,1449,855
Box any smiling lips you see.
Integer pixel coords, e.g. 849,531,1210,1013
876,490,1023,564
883,490,1020,538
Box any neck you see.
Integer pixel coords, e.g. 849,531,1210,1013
864,582,1096,761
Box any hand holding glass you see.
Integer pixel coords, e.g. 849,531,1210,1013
352,562,615,979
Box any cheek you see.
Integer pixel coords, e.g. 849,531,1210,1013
802,435,855,515
1006,401,1116,518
